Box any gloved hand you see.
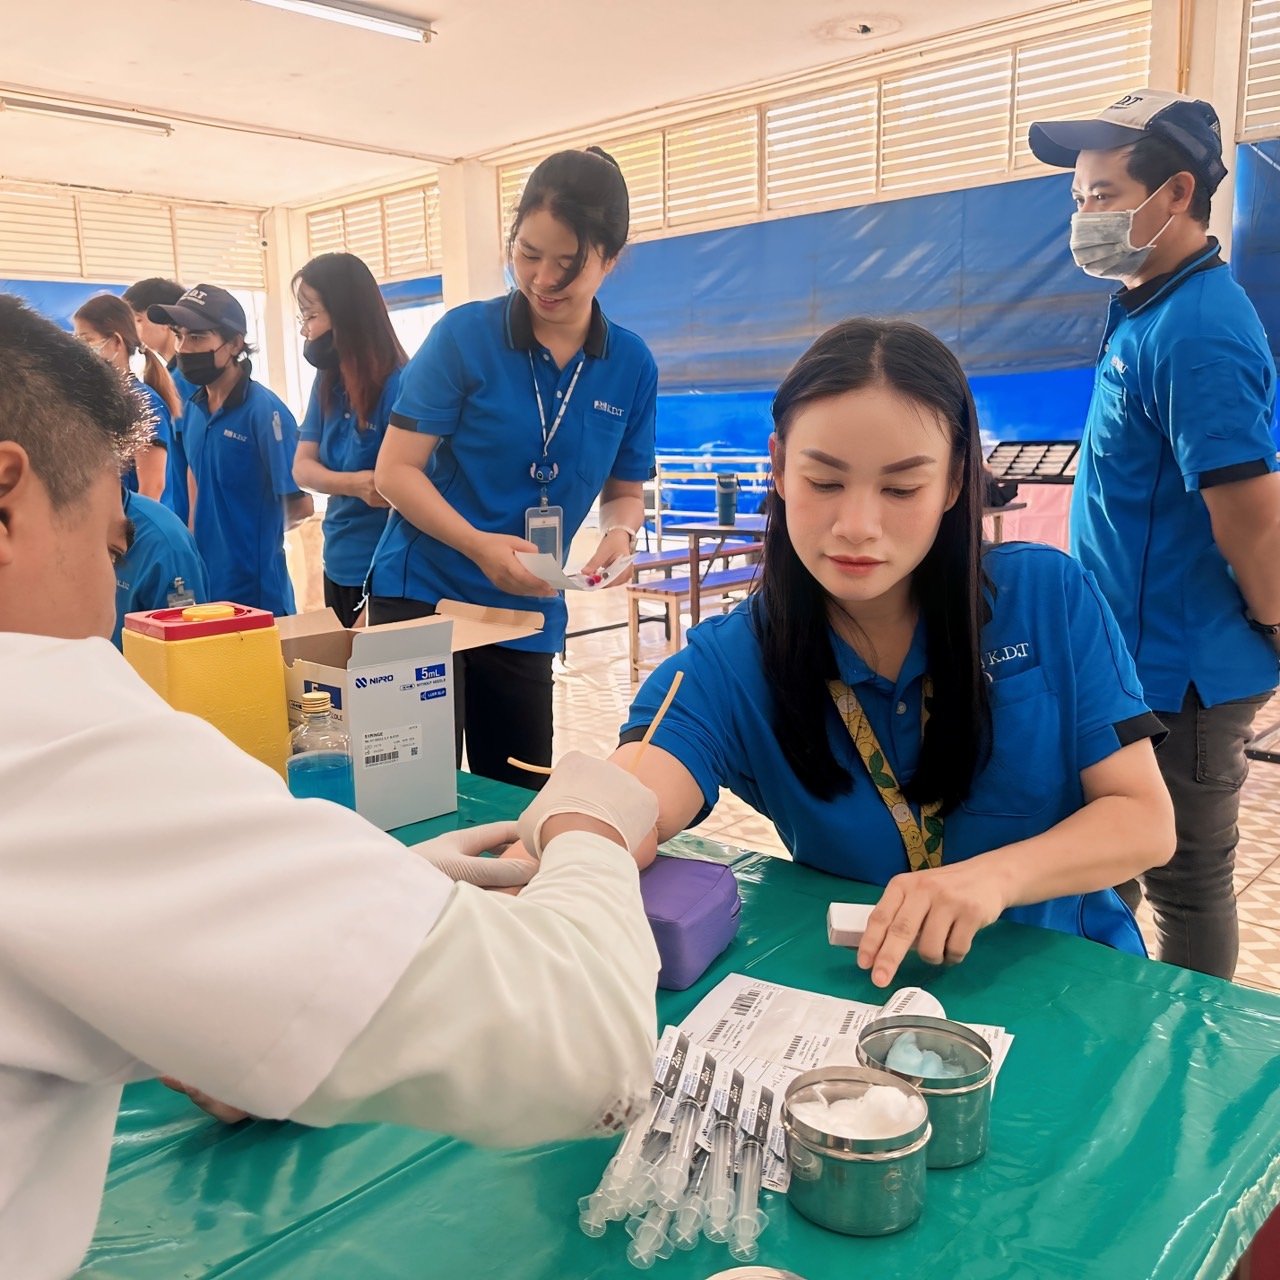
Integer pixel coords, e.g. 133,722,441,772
516,751,659,860
408,820,537,888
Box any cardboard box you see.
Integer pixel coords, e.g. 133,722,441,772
278,600,542,830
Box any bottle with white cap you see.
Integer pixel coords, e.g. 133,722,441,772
287,690,356,809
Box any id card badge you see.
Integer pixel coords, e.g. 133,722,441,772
525,505,564,562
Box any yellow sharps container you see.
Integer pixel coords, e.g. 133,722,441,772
123,602,291,776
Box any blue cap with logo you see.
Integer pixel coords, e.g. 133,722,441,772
1028,88,1227,193
146,283,247,335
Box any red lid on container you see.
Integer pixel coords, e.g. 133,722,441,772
122,602,276,641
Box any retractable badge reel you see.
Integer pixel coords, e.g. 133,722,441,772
525,461,563,562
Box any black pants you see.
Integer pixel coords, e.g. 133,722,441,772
323,576,366,629
367,595,552,790
1116,685,1269,979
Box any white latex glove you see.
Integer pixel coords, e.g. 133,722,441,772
516,751,659,860
408,820,537,888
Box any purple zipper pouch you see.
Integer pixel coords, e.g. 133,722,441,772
639,855,742,991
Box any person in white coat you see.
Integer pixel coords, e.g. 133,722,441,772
0,292,661,1280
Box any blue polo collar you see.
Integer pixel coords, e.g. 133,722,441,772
1116,239,1224,316
191,364,251,414
503,290,610,358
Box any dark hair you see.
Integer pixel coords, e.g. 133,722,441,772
0,293,149,507
758,318,992,814
1126,133,1211,226
74,293,182,419
293,253,407,426
507,147,630,289
121,277,186,312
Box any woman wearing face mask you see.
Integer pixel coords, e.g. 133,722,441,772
292,253,407,628
371,148,658,788
73,294,181,507
147,284,312,617
611,320,1176,990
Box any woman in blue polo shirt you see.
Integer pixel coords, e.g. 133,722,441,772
147,284,312,617
372,148,657,788
618,319,1176,988
73,294,181,508
292,253,406,627
112,488,209,648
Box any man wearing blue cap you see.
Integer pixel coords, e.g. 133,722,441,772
1029,89,1280,979
148,284,312,616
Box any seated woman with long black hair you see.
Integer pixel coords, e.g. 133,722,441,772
615,319,1174,988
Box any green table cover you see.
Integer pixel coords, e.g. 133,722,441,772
82,776,1280,1279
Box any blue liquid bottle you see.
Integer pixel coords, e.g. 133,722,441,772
287,690,356,809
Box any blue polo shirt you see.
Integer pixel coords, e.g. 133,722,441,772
1070,242,1279,711
622,544,1163,955
299,366,402,588
182,370,300,616
113,489,209,648
165,362,198,527
123,377,175,506
370,292,658,652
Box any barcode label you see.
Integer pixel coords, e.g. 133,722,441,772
359,723,422,771
782,1034,803,1062
706,1017,729,1043
730,988,760,1016
838,1010,856,1037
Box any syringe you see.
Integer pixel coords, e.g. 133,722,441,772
669,1149,709,1250
728,1084,772,1262
703,1068,744,1243
578,1086,664,1235
623,1131,671,1218
625,1200,675,1270
652,1051,713,1211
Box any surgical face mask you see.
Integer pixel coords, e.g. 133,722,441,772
1069,179,1174,280
303,329,340,371
177,344,227,386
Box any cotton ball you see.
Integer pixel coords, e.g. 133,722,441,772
885,1031,968,1080
790,1085,926,1140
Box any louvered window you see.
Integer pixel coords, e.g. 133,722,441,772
304,177,442,282
1242,0,1280,140
494,3,1150,239
665,111,760,225
0,187,265,286
1011,18,1153,167
765,85,878,210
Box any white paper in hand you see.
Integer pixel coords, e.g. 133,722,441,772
516,551,634,591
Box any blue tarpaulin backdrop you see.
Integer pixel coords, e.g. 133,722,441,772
5,147,1278,461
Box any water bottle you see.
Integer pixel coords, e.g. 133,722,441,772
287,690,356,809
715,472,738,526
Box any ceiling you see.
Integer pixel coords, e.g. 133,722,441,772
1,0,1061,208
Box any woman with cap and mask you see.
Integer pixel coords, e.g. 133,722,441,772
148,284,313,616
292,253,407,627
1027,88,1280,981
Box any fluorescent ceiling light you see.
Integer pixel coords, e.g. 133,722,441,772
247,0,433,42
0,97,173,137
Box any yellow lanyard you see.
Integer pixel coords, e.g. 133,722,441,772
827,677,943,872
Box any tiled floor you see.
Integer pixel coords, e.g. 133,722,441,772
554,528,1280,997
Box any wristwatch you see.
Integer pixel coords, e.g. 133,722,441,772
603,524,642,552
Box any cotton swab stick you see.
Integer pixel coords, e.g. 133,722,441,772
506,757,554,775
626,669,683,773
505,668,685,778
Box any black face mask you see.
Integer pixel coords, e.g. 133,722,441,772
303,330,340,371
177,349,225,386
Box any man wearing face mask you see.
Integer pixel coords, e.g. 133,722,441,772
1029,89,1280,980
148,285,313,616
